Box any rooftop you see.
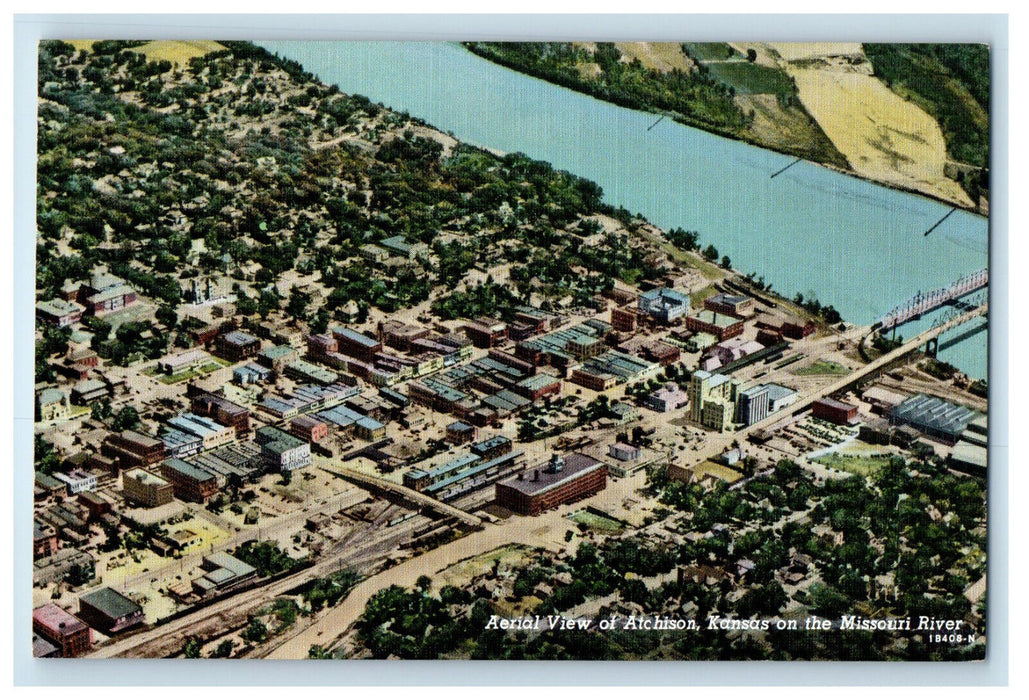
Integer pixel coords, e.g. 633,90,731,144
79,587,141,619
499,453,604,497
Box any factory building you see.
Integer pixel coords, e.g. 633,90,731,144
495,453,607,516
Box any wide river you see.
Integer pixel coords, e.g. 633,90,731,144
258,41,989,380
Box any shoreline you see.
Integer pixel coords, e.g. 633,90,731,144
462,43,987,218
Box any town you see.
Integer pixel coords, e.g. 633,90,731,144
32,40,988,662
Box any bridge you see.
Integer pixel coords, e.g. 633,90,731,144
876,268,987,331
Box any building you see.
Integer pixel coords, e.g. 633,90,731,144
37,388,72,422
256,344,299,370
34,520,58,559
233,363,273,386
638,288,691,323
496,453,608,516
359,243,389,263
736,385,770,426
470,435,513,460
700,338,765,372
331,326,382,362
34,549,95,586
188,386,251,437
77,587,144,635
889,394,979,445
644,383,690,413
167,413,235,450
463,319,508,349
290,415,330,444
160,427,204,459
609,442,640,462
77,272,137,317
192,552,258,597
812,398,859,425
782,317,816,340
36,298,84,327
445,421,477,445
284,359,339,386
159,458,219,502
704,293,755,318
71,378,108,405
861,386,910,415
122,468,174,508
685,310,745,341
380,234,429,259
157,348,211,375
764,384,798,413
610,306,639,333
214,330,262,362
512,373,562,401
33,604,92,657
255,426,312,472
54,469,97,495
688,370,739,432
638,340,680,366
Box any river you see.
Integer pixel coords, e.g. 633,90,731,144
257,40,989,380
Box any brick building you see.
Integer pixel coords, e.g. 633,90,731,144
101,430,167,470
33,604,92,657
495,453,607,516
214,330,262,362
159,458,219,502
812,398,859,425
122,468,174,508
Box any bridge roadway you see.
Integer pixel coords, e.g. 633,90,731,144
877,268,987,330
744,303,988,439
322,464,484,529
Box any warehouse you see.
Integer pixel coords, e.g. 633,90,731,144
889,394,979,445
77,587,143,635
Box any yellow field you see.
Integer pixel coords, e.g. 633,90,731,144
614,42,694,73
62,40,224,63
129,40,226,63
765,42,973,208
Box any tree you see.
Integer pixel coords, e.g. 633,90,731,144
211,639,235,658
113,405,140,431
156,303,179,329
182,636,203,658
91,399,112,422
747,48,758,62
416,575,432,593
242,617,268,644
702,244,719,262
721,256,732,269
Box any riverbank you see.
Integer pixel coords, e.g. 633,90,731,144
464,41,986,215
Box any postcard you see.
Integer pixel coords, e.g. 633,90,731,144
30,37,991,663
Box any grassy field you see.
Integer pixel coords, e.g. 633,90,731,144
566,508,626,534
705,61,795,96
812,452,892,477
683,42,736,62
793,359,850,376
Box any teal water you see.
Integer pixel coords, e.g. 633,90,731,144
257,41,989,380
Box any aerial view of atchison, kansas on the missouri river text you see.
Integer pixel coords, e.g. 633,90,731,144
31,39,990,661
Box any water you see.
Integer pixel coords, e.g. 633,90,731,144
257,41,989,380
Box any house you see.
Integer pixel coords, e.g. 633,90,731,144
37,388,72,422
77,587,144,635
